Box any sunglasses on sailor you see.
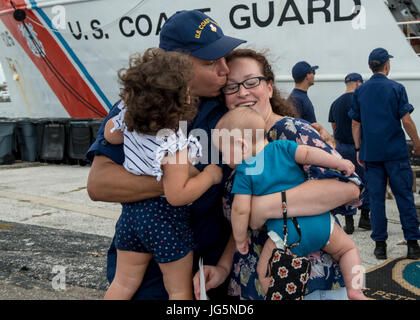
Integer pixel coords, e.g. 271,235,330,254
222,76,268,95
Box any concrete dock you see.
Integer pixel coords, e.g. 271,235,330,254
0,162,419,300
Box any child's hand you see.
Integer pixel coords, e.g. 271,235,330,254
336,159,355,177
236,237,250,255
203,164,223,184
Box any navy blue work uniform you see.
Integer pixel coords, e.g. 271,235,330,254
87,98,232,300
288,88,317,123
329,92,369,212
349,73,420,242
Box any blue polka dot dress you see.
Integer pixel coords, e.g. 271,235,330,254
115,198,195,263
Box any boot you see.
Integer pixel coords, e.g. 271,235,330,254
344,215,354,234
374,241,387,260
358,209,371,230
407,240,420,259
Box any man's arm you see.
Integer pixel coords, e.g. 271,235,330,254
351,120,362,148
351,119,363,167
87,155,164,203
328,104,336,135
402,113,420,155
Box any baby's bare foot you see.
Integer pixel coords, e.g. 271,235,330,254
347,290,368,300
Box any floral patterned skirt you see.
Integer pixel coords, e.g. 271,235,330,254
228,229,268,300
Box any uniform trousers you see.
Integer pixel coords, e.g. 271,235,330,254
364,159,420,241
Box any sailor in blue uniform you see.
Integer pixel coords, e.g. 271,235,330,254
86,10,245,300
349,48,420,260
288,61,318,123
329,73,370,234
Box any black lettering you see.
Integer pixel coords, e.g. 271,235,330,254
156,12,168,35
308,0,331,24
230,4,251,29
1,31,15,47
0,33,6,46
68,21,82,40
252,1,274,27
196,8,211,14
119,16,135,37
6,31,15,46
278,0,305,26
334,0,361,21
135,15,152,36
91,20,104,39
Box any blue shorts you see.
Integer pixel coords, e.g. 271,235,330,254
266,212,333,256
115,197,195,263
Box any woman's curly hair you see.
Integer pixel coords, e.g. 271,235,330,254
224,49,299,118
118,48,197,135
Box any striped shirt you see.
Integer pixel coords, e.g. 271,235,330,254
111,102,202,181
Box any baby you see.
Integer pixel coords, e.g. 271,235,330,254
213,107,367,300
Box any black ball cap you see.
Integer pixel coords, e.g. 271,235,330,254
13,9,26,22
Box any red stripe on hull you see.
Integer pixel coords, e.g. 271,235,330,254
0,0,108,118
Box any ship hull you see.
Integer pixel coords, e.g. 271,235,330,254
0,0,419,131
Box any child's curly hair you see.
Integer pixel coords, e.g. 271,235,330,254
118,48,197,135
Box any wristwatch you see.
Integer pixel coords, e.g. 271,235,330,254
355,147,360,152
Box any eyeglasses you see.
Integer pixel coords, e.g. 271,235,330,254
311,70,316,75
222,76,268,95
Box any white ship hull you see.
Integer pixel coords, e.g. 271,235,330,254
0,0,419,132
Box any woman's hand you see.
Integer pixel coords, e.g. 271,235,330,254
192,265,230,300
336,159,355,177
311,123,335,148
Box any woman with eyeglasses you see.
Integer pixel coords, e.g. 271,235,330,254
193,49,363,300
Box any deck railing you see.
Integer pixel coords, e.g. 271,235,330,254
397,20,420,56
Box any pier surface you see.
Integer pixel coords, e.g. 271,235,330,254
0,162,419,299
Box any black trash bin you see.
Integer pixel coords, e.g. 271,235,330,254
67,120,92,164
40,120,66,162
0,119,16,164
32,118,49,161
90,118,104,143
16,119,38,162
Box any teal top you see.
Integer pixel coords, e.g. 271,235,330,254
231,140,331,256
